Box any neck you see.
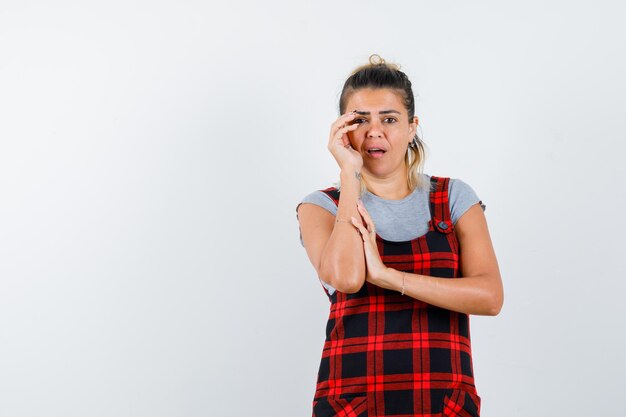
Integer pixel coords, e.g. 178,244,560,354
362,164,411,200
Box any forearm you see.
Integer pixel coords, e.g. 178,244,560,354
319,168,366,293
383,268,503,316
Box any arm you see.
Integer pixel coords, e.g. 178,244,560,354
353,201,504,315
297,168,366,293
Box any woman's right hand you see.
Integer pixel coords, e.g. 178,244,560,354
327,111,363,171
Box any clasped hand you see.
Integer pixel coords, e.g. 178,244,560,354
350,200,395,291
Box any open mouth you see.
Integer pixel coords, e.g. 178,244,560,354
367,148,386,157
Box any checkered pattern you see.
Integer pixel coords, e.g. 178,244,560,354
312,176,481,417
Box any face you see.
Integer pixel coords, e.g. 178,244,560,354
345,88,418,177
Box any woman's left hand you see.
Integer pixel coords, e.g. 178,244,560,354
351,200,394,290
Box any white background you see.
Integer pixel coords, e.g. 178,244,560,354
1,1,625,416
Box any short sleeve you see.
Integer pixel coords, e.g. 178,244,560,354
295,191,338,247
297,191,338,216
448,178,486,225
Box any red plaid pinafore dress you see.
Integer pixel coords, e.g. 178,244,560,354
312,176,481,417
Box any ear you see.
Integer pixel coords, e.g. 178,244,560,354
409,116,419,136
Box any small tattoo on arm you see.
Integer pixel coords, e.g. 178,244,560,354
355,171,361,181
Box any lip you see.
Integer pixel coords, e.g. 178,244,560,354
365,148,387,159
365,145,387,152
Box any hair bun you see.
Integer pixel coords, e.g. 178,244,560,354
369,54,385,65
368,54,401,70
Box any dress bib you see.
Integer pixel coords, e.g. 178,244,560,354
312,176,481,417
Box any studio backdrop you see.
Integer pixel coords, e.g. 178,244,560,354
1,1,625,416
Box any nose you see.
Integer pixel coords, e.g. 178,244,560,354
367,119,383,138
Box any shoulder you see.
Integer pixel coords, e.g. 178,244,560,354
295,188,339,248
296,188,339,217
447,178,487,225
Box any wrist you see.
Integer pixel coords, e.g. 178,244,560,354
340,166,362,181
377,264,398,290
380,267,400,291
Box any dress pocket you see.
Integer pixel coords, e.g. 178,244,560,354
312,395,368,417
442,388,481,417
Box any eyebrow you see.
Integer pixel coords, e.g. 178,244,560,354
354,110,401,116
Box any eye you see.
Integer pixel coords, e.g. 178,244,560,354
352,118,366,124
384,117,397,123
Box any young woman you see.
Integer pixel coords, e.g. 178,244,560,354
296,55,503,417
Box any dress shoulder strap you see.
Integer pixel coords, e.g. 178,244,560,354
320,187,340,206
429,176,454,234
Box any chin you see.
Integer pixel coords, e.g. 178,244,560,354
364,160,405,177
364,165,391,177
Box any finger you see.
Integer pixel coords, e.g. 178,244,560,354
328,122,355,147
338,110,357,124
350,216,369,242
329,111,357,136
357,201,375,234
334,122,359,138
350,216,364,232
332,124,359,148
337,125,359,148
